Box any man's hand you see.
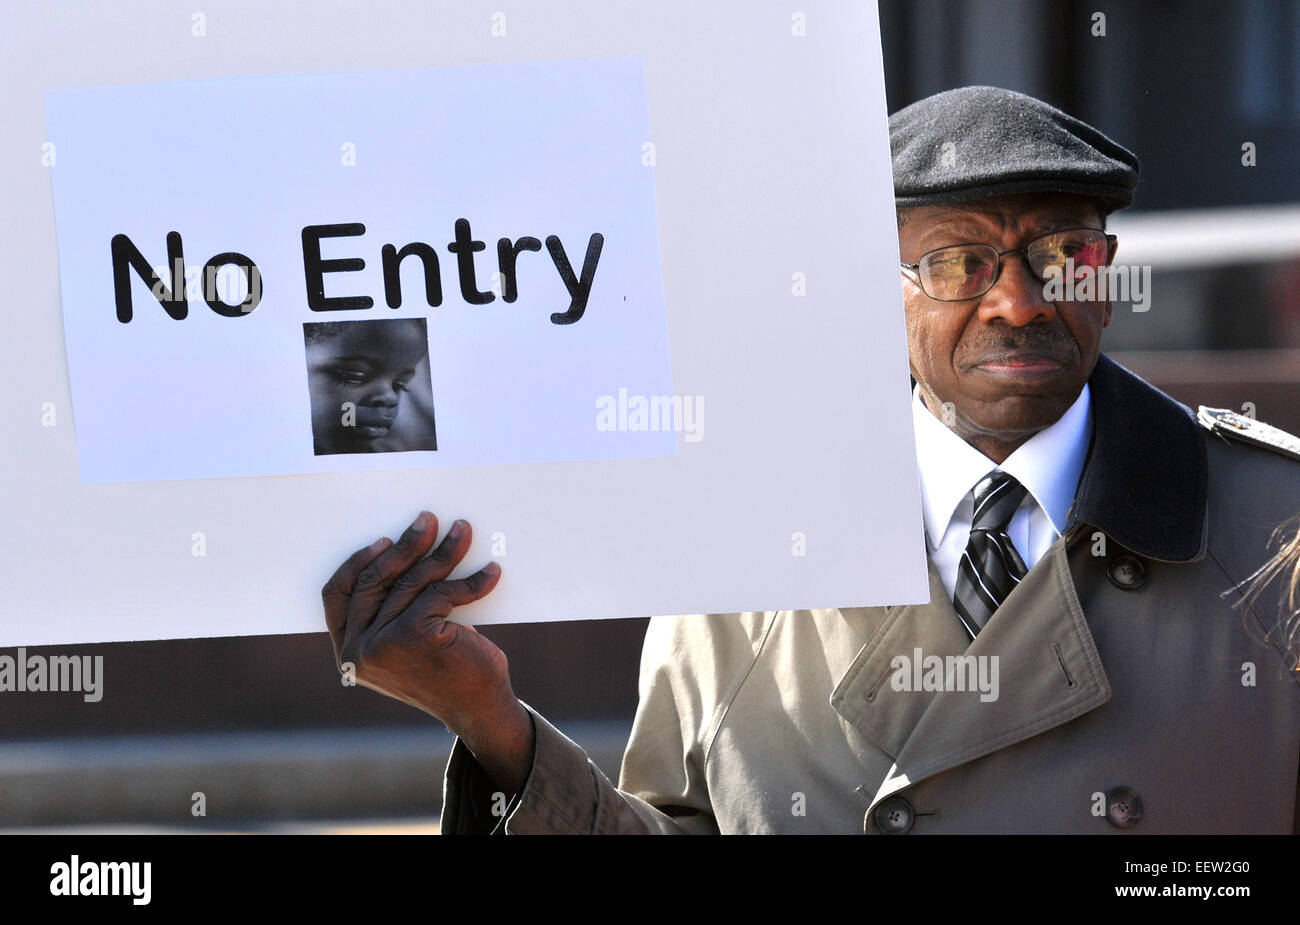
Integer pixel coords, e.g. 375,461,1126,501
321,511,533,794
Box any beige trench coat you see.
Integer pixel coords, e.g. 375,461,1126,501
441,355,1300,834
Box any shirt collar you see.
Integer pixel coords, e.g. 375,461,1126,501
1000,383,1092,534
912,382,1093,546
907,353,1210,563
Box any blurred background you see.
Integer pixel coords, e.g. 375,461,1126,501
5,0,1299,832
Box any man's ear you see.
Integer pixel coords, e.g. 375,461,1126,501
1102,237,1117,326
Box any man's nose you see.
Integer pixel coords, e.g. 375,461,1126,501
977,253,1057,325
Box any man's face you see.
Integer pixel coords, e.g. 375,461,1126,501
898,191,1115,462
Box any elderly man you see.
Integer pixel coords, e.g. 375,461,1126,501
322,86,1300,834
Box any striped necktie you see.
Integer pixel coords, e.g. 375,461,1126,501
953,470,1029,640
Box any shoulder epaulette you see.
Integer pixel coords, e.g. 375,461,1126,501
1197,406,1300,463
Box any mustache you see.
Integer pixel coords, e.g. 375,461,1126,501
960,325,1080,366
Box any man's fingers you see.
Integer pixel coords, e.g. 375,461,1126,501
405,561,504,625
342,510,440,648
366,520,476,634
426,519,473,582
322,536,393,645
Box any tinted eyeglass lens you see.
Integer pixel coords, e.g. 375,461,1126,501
1027,230,1110,281
918,245,998,301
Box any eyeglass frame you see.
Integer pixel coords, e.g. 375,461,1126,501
899,226,1118,302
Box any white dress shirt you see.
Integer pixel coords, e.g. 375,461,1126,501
911,382,1094,601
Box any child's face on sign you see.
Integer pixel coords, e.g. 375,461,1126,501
306,320,428,454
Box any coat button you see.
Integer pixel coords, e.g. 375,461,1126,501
867,796,915,835
1105,786,1144,828
1106,554,1147,590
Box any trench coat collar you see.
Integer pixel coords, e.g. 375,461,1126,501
1064,353,1208,562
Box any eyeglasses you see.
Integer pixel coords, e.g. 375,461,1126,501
900,227,1117,302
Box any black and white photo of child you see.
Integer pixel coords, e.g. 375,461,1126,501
303,318,438,455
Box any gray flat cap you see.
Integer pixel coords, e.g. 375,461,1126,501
890,86,1140,213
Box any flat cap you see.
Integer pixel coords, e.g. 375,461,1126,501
890,86,1140,214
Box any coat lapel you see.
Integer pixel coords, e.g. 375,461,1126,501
837,354,1205,812
833,538,1111,804
867,538,1111,808
829,556,969,761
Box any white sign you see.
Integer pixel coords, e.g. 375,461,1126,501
5,0,928,646
47,59,676,482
